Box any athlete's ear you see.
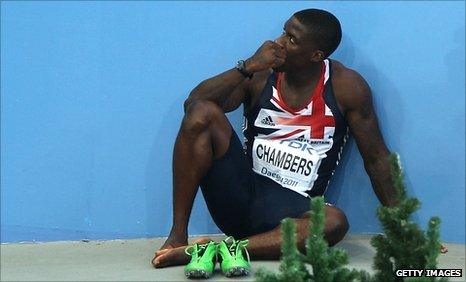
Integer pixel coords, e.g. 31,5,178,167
310,50,325,62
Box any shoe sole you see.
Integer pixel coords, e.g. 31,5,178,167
185,269,211,279
224,266,250,277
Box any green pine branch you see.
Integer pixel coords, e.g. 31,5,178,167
278,218,309,282
255,218,309,282
255,153,445,282
306,197,331,282
256,197,367,282
371,153,446,281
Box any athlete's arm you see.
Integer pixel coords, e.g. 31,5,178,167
335,68,397,207
185,41,286,113
338,70,448,252
184,68,251,113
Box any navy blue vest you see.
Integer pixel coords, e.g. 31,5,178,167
243,59,348,197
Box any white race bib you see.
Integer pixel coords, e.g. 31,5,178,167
252,138,322,195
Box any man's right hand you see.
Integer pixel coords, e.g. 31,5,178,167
246,41,286,73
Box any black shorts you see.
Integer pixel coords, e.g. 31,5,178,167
200,129,311,239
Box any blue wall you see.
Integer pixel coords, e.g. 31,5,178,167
1,1,464,243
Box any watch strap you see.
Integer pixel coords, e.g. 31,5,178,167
236,60,253,79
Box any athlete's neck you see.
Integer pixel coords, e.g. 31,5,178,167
283,61,323,91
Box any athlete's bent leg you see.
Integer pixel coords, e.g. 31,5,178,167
153,204,349,267
246,205,349,260
152,100,232,267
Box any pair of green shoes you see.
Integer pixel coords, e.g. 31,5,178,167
184,237,251,279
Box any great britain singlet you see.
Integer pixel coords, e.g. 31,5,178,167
243,59,349,198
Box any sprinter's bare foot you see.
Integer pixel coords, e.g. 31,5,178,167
158,233,188,251
151,237,211,268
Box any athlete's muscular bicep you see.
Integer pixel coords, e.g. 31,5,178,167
345,81,389,164
184,68,253,114
340,71,396,206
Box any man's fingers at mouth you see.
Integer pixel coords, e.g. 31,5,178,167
274,50,286,59
272,40,285,48
275,58,285,65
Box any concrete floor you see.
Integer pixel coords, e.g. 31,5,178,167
1,235,464,281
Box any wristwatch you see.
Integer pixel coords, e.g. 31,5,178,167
236,60,253,79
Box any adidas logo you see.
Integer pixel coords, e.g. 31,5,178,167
261,116,275,126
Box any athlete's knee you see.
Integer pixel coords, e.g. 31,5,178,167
325,207,349,246
181,100,224,134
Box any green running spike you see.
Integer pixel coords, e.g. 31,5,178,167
218,237,251,277
184,241,218,279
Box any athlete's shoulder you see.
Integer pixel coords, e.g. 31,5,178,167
330,59,372,114
330,60,368,92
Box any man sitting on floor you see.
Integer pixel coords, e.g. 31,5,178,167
152,8,399,268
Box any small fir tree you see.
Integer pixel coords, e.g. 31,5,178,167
371,153,446,282
305,196,364,282
255,153,445,282
255,197,365,282
255,218,309,282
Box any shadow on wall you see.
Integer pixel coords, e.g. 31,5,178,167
325,33,425,231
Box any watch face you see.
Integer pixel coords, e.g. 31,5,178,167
237,60,245,70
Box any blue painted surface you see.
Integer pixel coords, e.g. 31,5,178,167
1,1,464,243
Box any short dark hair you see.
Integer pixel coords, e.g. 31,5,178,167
293,9,342,58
